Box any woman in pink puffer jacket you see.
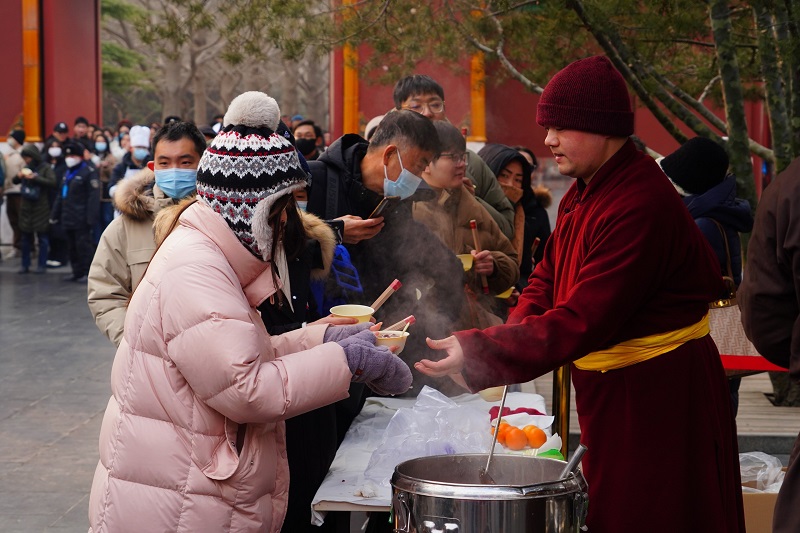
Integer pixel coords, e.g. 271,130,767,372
88,92,412,533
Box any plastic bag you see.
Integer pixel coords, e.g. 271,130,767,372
363,386,493,486
739,451,785,492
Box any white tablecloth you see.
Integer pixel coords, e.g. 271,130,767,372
310,390,548,524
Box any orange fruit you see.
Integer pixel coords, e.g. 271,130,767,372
523,425,547,448
491,422,508,436
505,427,528,450
494,422,510,445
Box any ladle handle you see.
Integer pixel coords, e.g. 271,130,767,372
559,443,588,480
484,385,509,475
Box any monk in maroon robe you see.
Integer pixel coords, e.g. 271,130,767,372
417,56,745,533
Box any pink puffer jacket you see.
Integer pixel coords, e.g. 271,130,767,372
88,201,352,532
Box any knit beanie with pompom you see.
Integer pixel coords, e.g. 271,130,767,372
196,91,308,260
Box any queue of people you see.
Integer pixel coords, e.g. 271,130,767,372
4,55,796,533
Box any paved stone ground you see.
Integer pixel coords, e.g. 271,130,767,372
0,255,113,532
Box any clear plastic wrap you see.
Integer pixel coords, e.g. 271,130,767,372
363,387,493,486
739,451,785,493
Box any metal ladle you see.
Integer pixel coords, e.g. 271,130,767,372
559,443,588,480
479,385,509,484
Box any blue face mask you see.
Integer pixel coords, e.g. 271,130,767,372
383,149,422,200
133,148,149,162
154,168,197,199
95,142,107,153
296,201,308,212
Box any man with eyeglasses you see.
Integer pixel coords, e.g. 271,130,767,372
413,121,518,328
393,74,515,239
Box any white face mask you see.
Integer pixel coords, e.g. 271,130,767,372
65,156,82,168
48,147,62,158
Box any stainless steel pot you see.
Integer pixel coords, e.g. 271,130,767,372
391,454,588,533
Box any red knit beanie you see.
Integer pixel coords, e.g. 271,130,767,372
536,56,634,137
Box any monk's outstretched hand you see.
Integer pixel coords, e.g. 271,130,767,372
416,336,469,390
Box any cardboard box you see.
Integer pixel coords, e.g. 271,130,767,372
742,490,778,533
741,467,785,533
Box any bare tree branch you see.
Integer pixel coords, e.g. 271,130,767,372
446,3,545,93
698,75,721,102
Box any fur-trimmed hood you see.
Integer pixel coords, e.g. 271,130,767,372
155,200,336,277
533,185,553,209
114,168,175,221
302,210,336,279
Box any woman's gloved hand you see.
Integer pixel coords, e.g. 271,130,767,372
336,330,413,396
323,322,374,343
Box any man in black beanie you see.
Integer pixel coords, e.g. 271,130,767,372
417,56,745,533
660,138,754,417
660,136,731,196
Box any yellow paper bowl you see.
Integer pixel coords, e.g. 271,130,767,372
495,287,514,299
478,386,504,402
375,331,410,354
330,305,374,323
456,253,474,271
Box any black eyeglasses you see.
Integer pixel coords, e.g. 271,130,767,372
402,101,446,114
438,152,468,164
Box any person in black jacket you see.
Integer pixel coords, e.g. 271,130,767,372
50,141,100,282
308,111,467,396
303,111,467,533
478,143,552,289
108,125,153,197
72,116,94,154
42,139,70,267
659,137,754,416
252,121,355,533
259,210,348,533
14,145,58,273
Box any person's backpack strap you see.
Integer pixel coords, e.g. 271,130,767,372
307,161,344,243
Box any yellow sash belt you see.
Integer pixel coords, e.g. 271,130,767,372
574,314,709,372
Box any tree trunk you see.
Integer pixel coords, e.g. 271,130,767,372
709,0,757,210
753,3,792,173
280,59,300,120
193,66,207,126
161,54,185,121
218,77,240,110
301,48,330,128
784,0,800,157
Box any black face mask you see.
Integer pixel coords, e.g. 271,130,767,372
295,138,317,157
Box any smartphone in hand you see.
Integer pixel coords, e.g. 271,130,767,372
368,196,400,219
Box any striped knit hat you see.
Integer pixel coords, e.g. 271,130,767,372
196,91,308,259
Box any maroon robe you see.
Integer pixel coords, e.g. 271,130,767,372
454,140,745,532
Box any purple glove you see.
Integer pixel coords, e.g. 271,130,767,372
323,322,374,343
336,330,413,396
